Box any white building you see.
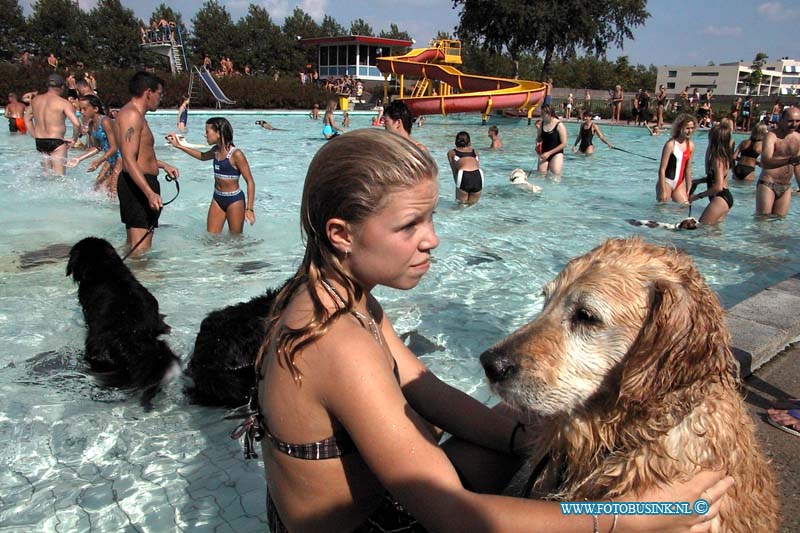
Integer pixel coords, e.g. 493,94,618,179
656,57,800,97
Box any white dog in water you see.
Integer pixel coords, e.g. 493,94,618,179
509,168,542,192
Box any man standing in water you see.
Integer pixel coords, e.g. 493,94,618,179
27,74,81,176
383,100,427,151
115,71,179,255
757,106,800,216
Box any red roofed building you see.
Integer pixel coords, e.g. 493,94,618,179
300,35,413,81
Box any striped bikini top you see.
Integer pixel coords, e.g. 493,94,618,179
213,146,240,180
246,280,396,460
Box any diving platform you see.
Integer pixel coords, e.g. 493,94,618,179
140,26,188,77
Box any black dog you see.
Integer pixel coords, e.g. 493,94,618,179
186,287,282,408
66,237,180,402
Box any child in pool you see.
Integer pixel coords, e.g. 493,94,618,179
67,94,122,197
166,117,256,234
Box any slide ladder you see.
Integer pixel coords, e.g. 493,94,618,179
192,66,236,108
411,78,429,98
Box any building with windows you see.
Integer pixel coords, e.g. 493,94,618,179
300,35,414,81
656,58,800,96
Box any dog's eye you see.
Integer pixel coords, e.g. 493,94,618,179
572,307,601,326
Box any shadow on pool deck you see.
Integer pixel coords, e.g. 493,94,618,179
729,273,800,532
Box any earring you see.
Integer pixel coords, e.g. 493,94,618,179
344,250,351,258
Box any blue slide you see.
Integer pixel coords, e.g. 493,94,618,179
195,67,235,106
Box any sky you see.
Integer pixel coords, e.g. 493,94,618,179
22,0,799,67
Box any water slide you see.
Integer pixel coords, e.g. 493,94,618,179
376,47,545,118
194,67,236,106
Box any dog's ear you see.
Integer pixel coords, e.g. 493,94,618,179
66,247,80,280
618,276,735,407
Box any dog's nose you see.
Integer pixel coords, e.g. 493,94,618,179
480,349,519,383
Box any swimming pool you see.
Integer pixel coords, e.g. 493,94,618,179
2,111,798,530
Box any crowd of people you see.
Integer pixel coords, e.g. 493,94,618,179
7,69,800,530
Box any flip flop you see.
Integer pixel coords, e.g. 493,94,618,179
766,408,800,437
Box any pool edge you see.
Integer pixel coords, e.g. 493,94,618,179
728,272,800,376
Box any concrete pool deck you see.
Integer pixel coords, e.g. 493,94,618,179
728,273,800,377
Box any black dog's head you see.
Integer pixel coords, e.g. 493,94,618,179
66,237,124,283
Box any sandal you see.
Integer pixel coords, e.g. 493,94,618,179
766,408,800,437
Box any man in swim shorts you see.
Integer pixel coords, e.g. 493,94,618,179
27,74,82,176
4,92,27,134
756,106,800,217
115,71,180,255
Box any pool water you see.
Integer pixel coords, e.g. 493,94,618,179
1,111,798,530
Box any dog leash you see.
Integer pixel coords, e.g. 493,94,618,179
121,176,180,262
611,146,658,161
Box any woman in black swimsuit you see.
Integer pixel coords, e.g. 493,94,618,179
536,104,567,175
447,131,483,204
572,110,614,154
252,129,732,532
732,123,767,181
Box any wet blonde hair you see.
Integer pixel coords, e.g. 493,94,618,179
259,129,438,381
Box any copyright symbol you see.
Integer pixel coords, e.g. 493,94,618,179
693,498,710,515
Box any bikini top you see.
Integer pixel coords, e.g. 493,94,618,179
740,140,760,159
452,148,478,162
242,279,397,461
213,146,240,180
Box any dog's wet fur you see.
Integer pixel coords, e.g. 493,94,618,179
481,238,778,531
67,237,180,406
185,287,282,408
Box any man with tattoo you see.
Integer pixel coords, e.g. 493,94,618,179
114,71,179,255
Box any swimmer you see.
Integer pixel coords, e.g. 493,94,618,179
657,113,696,204
322,100,344,139
447,131,483,205
255,120,282,131
27,74,82,176
177,95,190,132
756,106,800,216
572,110,613,154
342,111,350,128
4,92,27,134
115,71,180,255
689,121,734,225
732,123,767,181
535,104,567,176
166,117,255,234
309,103,320,120
383,100,427,151
488,125,502,149
67,94,122,197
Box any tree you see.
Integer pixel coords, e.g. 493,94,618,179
0,0,26,61
27,0,89,65
349,18,374,36
190,0,238,68
748,52,768,95
454,0,649,78
379,23,412,55
319,14,346,37
282,7,321,72
237,4,282,74
86,0,144,69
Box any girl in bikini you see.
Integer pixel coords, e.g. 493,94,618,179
166,117,256,234
250,129,732,532
66,95,122,197
732,123,767,181
657,113,696,203
690,121,734,224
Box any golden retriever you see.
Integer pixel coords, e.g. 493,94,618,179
481,238,778,532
